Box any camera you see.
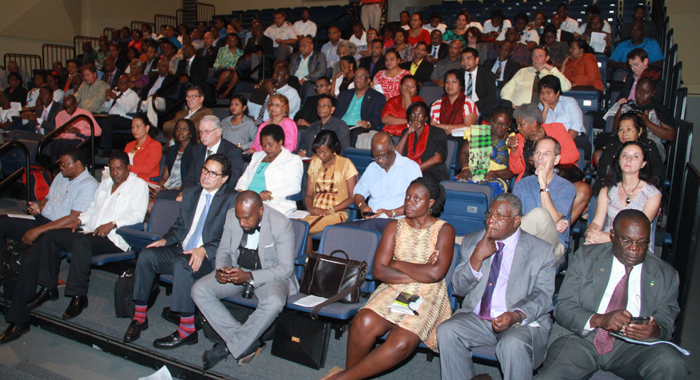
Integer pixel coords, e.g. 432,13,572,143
241,282,255,299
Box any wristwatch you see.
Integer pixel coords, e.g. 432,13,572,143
248,274,255,286
267,191,274,200
391,209,397,218
539,186,550,193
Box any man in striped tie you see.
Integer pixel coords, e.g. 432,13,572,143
537,209,688,379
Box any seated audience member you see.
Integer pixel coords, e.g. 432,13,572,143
496,13,540,50
349,22,368,50
293,8,317,38
550,14,575,45
323,178,454,380
579,14,613,54
531,10,548,37
163,86,214,139
512,136,576,261
0,60,30,90
573,4,613,38
6,72,28,107
124,115,162,183
290,36,328,94
128,59,150,94
460,47,497,117
557,3,580,34
334,68,386,146
236,124,303,215
443,12,469,44
295,77,332,127
248,66,301,124
140,59,180,127
542,26,569,69
437,193,555,380
24,72,46,110
301,130,358,236
128,30,143,53
264,11,297,61
348,132,422,232
430,69,478,134
501,46,572,107
538,210,689,380
0,148,99,344
382,75,424,136
109,43,128,73
102,56,123,89
359,39,387,80
427,30,448,65
561,39,604,92
18,151,148,321
19,85,64,135
193,191,296,368
124,154,236,348
431,40,463,87
298,95,350,156
0,91,18,130
221,95,257,150
198,32,221,69
609,21,663,70
164,25,182,49
331,41,358,77
399,11,410,30
465,27,489,63
620,5,657,40
248,94,298,153
538,75,591,158
321,26,344,70
586,142,661,248
49,95,102,163
75,64,109,113
617,48,664,104
151,119,197,203
396,101,449,183
483,10,512,38
381,25,395,50
372,50,410,99
494,29,532,68
332,56,356,97
399,42,434,85
594,112,663,183
392,29,414,63
614,73,675,161
98,74,140,154
454,105,514,193
407,13,431,45
213,35,244,99
46,73,66,104
483,42,519,89
66,73,83,97
163,41,181,74
423,12,448,34
176,44,210,101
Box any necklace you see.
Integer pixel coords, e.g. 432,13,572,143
622,179,641,204
256,161,270,174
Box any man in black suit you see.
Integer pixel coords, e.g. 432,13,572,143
183,116,243,189
19,85,63,135
102,56,123,90
197,32,220,68
483,42,520,90
123,154,238,348
140,59,181,127
333,68,386,147
359,39,386,81
399,42,434,86
460,47,498,117
551,14,575,46
239,25,274,82
176,43,212,104
427,29,449,65
142,45,160,76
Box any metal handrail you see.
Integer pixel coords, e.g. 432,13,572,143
150,78,186,120
37,114,96,176
0,141,31,204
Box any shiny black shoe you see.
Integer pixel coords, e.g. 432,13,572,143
62,296,88,320
153,330,198,350
123,319,148,343
25,287,59,310
237,340,266,366
0,323,30,344
202,341,230,370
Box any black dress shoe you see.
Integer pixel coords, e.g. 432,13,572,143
202,341,230,370
0,323,30,344
237,340,266,366
25,287,59,310
62,296,88,320
153,330,198,350
123,319,148,343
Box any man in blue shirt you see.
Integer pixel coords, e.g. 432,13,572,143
513,137,576,262
347,132,422,232
609,21,663,71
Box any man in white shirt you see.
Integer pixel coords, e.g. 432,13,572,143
99,75,140,153
501,46,572,107
557,3,580,34
0,91,20,130
573,4,612,37
264,11,297,61
293,8,317,39
349,22,368,50
483,10,512,38
496,13,540,50
248,66,300,123
321,26,344,70
538,210,689,380
20,85,64,135
399,11,410,30
460,47,498,117
423,12,448,34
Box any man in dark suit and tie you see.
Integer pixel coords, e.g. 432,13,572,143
438,193,556,380
333,68,386,146
551,14,575,46
196,32,220,68
483,42,520,90
140,59,180,127
358,39,386,80
537,210,689,379
460,47,498,117
183,115,243,189
399,42,434,86
176,43,212,105
289,36,328,100
19,85,63,135
427,29,449,65
123,154,238,348
102,56,123,90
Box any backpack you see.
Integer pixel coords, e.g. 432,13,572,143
113,268,161,318
21,165,52,202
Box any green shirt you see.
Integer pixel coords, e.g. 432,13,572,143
341,93,364,127
248,162,270,193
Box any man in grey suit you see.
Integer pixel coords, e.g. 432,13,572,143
289,36,327,101
193,191,297,369
537,210,688,379
123,154,237,348
438,193,556,380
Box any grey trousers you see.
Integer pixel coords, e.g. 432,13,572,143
536,332,689,380
192,272,289,359
437,311,535,380
520,207,566,262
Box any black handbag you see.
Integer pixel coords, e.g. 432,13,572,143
270,309,331,369
299,250,368,309
555,163,586,183
0,240,28,301
113,268,160,318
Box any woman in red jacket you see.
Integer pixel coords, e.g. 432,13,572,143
124,114,162,184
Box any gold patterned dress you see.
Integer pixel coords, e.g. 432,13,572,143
362,218,452,352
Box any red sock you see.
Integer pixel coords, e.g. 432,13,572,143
134,304,147,324
178,315,195,339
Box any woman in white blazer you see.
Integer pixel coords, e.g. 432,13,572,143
235,124,303,215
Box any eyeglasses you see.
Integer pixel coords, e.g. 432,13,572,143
372,153,391,162
484,211,518,220
199,128,217,135
201,167,224,178
175,127,190,132
317,104,332,109
268,103,284,108
186,95,202,99
58,162,73,168
355,75,369,80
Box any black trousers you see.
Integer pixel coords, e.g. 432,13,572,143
574,133,593,161
98,116,133,150
0,214,51,251
133,245,214,314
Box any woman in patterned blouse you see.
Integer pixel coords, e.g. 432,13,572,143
372,50,410,100
214,34,244,99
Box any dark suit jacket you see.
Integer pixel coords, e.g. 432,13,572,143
400,60,435,85
244,35,274,57
294,95,322,124
175,56,211,101
482,58,519,89
461,68,498,116
164,141,195,183
333,88,386,130
549,243,680,346
428,43,449,60
359,56,386,80
197,45,220,68
289,52,327,82
36,101,64,133
182,139,243,189
162,183,237,258
114,57,128,73
142,59,159,76
619,70,665,104
560,30,575,46
140,73,180,101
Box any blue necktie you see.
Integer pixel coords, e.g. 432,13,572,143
478,242,505,321
185,193,212,251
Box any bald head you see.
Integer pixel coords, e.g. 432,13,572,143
236,190,263,208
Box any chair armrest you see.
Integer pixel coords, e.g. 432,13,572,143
117,228,162,253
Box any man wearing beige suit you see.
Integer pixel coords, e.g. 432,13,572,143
162,86,213,139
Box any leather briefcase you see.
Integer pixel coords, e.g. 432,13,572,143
271,309,331,369
299,250,368,305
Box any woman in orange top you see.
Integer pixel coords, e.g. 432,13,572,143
407,13,431,45
561,39,604,92
381,75,424,136
124,114,162,183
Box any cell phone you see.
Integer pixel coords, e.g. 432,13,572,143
629,316,651,325
362,211,375,217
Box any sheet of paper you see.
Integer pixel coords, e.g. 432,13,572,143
293,295,328,308
590,32,607,53
138,366,173,380
287,210,310,219
610,332,690,355
147,182,161,189
7,213,35,220
603,100,623,120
